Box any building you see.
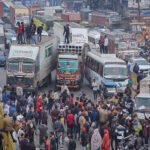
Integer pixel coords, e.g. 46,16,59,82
61,12,81,23
128,0,150,9
10,4,30,26
89,10,121,27
0,2,3,17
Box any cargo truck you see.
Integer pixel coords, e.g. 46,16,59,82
7,36,57,92
135,76,150,119
55,42,90,89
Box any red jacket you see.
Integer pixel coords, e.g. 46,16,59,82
17,25,22,34
101,129,110,150
67,113,74,125
36,101,42,112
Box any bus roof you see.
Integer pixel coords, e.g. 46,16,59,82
88,31,100,39
87,51,125,64
58,54,78,59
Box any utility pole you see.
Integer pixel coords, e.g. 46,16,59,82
136,0,141,21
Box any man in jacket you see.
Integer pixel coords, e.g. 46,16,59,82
37,24,44,42
63,24,70,44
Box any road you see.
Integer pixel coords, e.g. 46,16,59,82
0,68,92,149
38,70,93,150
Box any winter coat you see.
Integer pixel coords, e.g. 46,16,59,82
101,129,110,150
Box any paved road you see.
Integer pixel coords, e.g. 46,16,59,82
37,70,93,150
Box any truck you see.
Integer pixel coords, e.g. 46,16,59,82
100,30,133,54
55,42,89,89
7,36,57,92
116,41,140,62
135,76,150,119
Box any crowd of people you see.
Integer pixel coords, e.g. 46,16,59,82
16,19,44,44
0,80,150,150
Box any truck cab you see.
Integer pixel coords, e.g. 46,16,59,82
56,54,83,89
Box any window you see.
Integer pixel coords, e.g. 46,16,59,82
8,61,19,72
45,46,52,57
22,62,34,73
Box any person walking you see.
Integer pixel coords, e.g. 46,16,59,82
81,127,88,150
101,129,110,150
50,132,57,150
92,79,98,101
38,123,48,145
104,35,108,54
67,110,74,138
37,24,44,42
45,136,51,150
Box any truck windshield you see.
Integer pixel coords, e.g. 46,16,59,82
104,64,127,79
8,62,19,72
22,62,33,73
58,60,78,71
136,97,150,109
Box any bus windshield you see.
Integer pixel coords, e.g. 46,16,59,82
22,62,34,73
8,61,19,72
58,60,78,71
104,64,127,79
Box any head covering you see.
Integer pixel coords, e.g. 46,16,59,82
17,115,23,121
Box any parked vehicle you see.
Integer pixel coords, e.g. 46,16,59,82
128,57,150,76
85,51,128,97
116,41,140,62
7,36,57,92
135,76,150,119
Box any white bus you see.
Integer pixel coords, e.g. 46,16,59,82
85,51,128,97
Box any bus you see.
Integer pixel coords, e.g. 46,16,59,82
85,52,128,97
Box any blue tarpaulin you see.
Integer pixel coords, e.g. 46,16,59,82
101,79,117,87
